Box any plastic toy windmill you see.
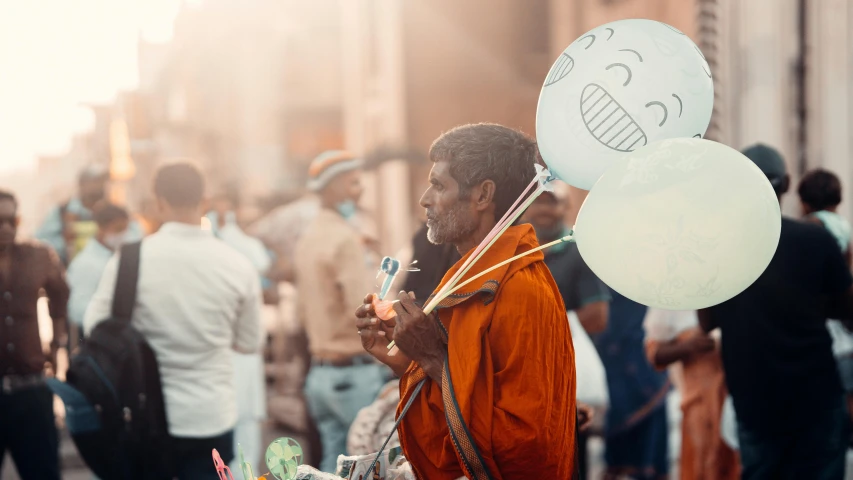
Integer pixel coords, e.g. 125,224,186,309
237,444,255,480
372,257,419,320
265,437,303,480
212,448,235,480
377,256,401,301
377,256,419,300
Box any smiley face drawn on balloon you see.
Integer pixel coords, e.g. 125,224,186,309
544,53,574,86
580,45,688,152
694,46,712,78
536,18,714,190
582,82,648,152
545,23,708,152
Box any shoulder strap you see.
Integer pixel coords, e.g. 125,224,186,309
111,241,142,322
441,354,495,480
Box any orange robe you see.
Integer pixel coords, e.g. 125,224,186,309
397,225,577,480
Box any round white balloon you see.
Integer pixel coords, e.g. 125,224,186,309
574,138,781,310
536,19,714,190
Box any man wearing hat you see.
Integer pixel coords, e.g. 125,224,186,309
700,144,853,479
294,151,387,472
36,164,142,266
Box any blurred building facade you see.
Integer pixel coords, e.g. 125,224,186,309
29,0,853,253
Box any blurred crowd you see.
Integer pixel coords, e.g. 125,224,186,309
0,136,852,480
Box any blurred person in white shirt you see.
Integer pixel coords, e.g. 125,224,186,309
66,202,130,348
84,162,263,479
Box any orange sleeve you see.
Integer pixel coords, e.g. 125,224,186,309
487,265,576,479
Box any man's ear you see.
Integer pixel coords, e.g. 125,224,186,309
472,180,496,212
155,196,169,214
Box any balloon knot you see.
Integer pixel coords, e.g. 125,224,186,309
534,164,557,191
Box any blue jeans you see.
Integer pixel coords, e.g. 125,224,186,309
737,396,849,480
304,362,386,473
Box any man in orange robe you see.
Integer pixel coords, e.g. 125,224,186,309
356,124,577,479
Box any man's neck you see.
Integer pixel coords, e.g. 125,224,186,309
320,199,343,218
454,220,498,256
0,243,14,260
162,210,200,225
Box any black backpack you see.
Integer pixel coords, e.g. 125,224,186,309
48,242,170,479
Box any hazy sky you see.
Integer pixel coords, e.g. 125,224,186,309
0,0,183,173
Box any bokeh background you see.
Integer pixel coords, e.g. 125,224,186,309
2,1,853,478
2,0,852,259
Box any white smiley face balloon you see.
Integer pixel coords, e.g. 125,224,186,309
536,19,714,190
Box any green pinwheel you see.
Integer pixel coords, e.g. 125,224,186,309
265,437,304,480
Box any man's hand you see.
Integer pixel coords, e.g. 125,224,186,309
685,333,716,355
356,294,411,376
391,291,446,384
577,403,595,432
47,342,60,377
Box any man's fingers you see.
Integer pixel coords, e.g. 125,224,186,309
408,291,416,300
356,316,379,330
396,290,419,314
355,301,377,319
363,293,374,303
390,299,407,321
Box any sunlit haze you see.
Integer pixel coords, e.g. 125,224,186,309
0,0,182,173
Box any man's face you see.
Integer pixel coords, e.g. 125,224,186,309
80,178,107,207
523,193,565,238
102,217,130,237
419,161,478,245
323,169,363,205
0,199,19,248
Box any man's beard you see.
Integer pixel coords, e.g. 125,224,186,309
426,203,477,246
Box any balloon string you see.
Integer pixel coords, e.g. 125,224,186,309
387,184,546,355
434,177,538,298
423,185,546,314
437,234,573,301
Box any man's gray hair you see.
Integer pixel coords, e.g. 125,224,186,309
429,123,540,220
